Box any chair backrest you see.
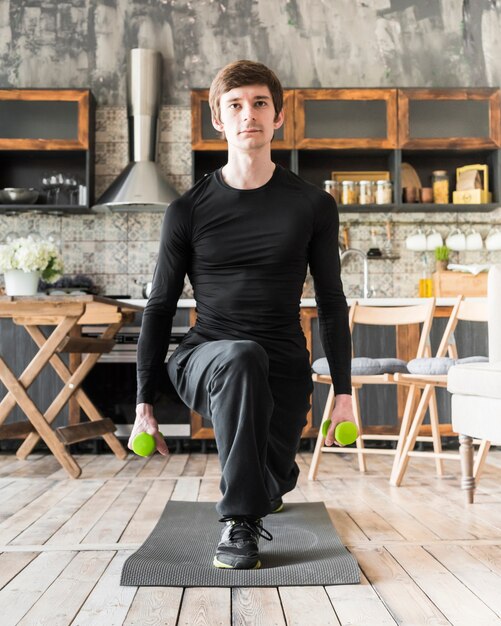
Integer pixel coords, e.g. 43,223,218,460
348,298,435,360
436,296,487,359
488,265,501,362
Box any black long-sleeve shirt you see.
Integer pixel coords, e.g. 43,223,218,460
137,164,351,404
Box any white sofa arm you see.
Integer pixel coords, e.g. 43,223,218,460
488,265,501,362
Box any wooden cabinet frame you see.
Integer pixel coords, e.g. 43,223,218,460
294,88,398,149
191,88,295,151
398,88,501,149
0,89,91,150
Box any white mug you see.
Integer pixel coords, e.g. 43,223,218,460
485,227,501,251
465,229,483,251
426,229,443,251
446,228,466,251
406,228,427,251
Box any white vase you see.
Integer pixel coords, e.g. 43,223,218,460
4,269,41,296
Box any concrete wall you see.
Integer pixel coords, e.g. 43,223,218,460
1,0,501,103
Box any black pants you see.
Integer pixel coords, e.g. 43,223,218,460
167,339,313,519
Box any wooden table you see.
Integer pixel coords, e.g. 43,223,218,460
0,295,142,478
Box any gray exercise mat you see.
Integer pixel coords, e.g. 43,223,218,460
121,501,360,587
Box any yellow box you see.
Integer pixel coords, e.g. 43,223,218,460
453,164,491,204
452,189,492,204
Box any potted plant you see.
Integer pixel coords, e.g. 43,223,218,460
0,236,64,295
434,245,450,272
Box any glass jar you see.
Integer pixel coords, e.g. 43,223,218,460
432,170,449,204
341,180,357,205
358,180,375,205
375,180,392,204
323,180,340,203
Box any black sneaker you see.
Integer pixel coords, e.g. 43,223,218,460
270,497,284,513
213,517,273,569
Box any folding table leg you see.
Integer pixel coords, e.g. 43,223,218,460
0,316,80,426
0,357,81,478
17,322,127,461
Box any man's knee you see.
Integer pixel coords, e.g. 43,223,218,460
223,340,269,372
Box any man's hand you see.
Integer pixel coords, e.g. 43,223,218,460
324,393,356,447
128,403,169,457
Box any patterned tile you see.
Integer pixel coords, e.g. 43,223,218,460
92,273,129,296
95,141,128,176
127,240,160,274
61,213,127,241
159,106,191,143
95,107,127,143
127,212,164,241
61,240,128,274
158,141,192,176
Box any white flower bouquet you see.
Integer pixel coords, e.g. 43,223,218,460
0,236,64,283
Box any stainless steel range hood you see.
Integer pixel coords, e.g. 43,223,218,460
93,48,179,213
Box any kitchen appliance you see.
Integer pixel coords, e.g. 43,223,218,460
0,188,39,204
93,48,179,213
81,323,191,438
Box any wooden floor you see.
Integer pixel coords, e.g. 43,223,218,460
0,448,501,626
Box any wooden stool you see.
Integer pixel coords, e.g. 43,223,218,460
0,295,142,478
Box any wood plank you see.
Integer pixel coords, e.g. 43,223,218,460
232,587,286,625
17,551,114,626
326,572,397,625
0,550,76,626
71,551,137,626
115,455,150,478
159,453,189,477
82,479,152,544
351,546,450,625
182,453,208,476
0,480,77,545
176,587,231,625
279,585,341,625
0,479,55,522
47,480,129,545
137,452,171,478
425,544,501,617
47,454,97,480
124,587,184,626
56,418,116,445
119,479,175,544
0,551,38,589
171,477,201,501
0,421,34,439
197,477,221,502
325,506,368,544
387,544,500,625
10,480,104,546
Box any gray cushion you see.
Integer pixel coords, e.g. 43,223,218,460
376,358,409,374
313,357,407,377
408,355,489,375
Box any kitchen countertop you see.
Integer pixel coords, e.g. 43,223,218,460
120,297,486,308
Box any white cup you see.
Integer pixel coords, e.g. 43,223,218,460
485,227,501,251
426,229,443,251
465,229,483,251
446,228,466,251
406,228,427,251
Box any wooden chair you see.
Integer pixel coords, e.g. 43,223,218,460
390,296,490,487
308,298,435,480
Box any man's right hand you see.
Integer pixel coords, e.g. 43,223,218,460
128,403,169,456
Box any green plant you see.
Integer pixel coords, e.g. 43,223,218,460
434,245,450,262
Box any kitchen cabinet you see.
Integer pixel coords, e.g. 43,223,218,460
192,87,501,212
0,89,95,214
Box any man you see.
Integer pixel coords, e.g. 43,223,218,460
129,60,354,570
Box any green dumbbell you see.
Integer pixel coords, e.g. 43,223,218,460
132,432,164,457
321,420,358,445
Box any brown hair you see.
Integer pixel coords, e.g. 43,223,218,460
209,60,283,123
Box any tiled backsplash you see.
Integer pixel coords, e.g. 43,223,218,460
1,106,501,299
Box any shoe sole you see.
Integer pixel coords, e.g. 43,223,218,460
213,556,261,569
271,502,284,513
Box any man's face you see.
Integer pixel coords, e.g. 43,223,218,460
212,84,284,151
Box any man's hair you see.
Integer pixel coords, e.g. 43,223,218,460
209,60,283,123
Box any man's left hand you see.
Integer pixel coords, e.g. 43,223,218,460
324,393,356,447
